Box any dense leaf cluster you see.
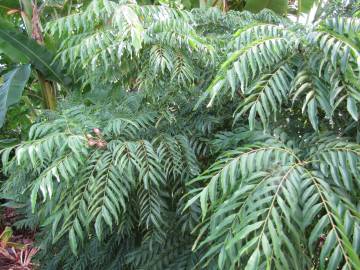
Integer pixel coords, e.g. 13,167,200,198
1,0,360,269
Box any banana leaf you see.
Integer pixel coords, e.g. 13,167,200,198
0,18,71,86
0,0,20,10
0,65,31,127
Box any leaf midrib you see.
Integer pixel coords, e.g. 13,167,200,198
0,29,64,84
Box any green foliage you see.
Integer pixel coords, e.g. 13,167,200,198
245,0,288,15
0,20,71,86
298,0,318,13
200,15,360,131
0,65,31,127
1,92,205,267
1,1,360,270
45,0,213,89
187,131,360,269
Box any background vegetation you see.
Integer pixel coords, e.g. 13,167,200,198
0,0,360,269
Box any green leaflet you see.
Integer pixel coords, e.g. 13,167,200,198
245,248,260,270
347,96,359,121
307,98,318,131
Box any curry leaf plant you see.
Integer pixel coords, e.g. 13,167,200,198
1,1,360,269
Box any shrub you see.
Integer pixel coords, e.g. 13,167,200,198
1,1,360,269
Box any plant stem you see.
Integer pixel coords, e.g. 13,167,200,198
20,0,57,109
37,72,57,110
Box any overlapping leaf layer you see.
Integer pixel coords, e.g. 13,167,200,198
2,1,360,269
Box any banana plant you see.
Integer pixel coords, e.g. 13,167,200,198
0,19,70,86
0,1,72,128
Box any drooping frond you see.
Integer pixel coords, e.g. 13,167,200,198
198,23,296,108
308,17,360,76
186,141,298,217
234,62,294,129
46,0,213,88
186,130,360,269
1,99,201,256
126,235,200,270
196,15,360,131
